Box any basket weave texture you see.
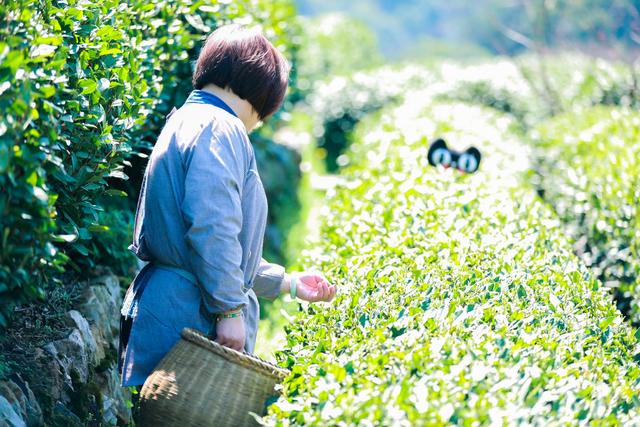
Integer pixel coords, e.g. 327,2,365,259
139,327,289,427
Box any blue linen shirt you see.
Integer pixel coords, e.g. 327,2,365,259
131,89,285,309
118,89,285,386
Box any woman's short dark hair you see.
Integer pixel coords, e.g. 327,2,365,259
192,25,290,120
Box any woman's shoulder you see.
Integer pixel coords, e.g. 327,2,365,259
170,103,246,140
169,104,253,170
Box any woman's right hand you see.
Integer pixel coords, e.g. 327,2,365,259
214,316,246,352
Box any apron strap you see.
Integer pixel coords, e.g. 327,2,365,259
152,263,197,284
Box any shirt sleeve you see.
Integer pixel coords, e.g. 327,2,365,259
181,124,249,314
252,257,285,300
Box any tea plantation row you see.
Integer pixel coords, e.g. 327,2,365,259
433,59,640,325
307,56,640,326
262,93,640,425
532,107,640,324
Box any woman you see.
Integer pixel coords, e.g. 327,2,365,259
118,24,337,387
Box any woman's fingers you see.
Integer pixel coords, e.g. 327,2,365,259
310,273,327,286
318,281,328,300
328,285,337,301
323,280,334,301
298,272,337,302
214,317,245,351
313,278,335,302
216,336,244,351
324,285,333,301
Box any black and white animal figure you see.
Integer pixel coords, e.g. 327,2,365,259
427,138,481,173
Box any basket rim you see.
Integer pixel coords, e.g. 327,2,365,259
180,327,290,381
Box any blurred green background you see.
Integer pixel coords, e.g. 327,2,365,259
297,0,640,60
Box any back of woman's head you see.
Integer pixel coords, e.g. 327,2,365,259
192,24,290,121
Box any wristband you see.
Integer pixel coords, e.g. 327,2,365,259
289,275,297,299
217,310,243,319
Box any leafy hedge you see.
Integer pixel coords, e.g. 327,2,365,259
0,0,297,326
294,13,382,98
518,55,639,113
262,97,640,424
251,132,302,265
305,65,432,171
532,107,640,324
439,54,639,127
302,55,636,175
432,59,535,127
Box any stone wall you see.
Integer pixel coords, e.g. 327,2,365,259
0,274,131,426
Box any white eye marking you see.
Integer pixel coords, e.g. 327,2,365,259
432,148,451,166
458,153,478,172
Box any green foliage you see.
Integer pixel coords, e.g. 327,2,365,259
0,0,297,327
262,96,640,424
431,59,535,127
518,54,640,117
445,80,530,124
532,107,640,323
252,132,303,266
296,13,382,94
306,65,433,171
291,11,388,172
421,54,639,129
440,58,640,320
304,57,535,172
397,37,492,63
297,0,640,58
88,207,136,278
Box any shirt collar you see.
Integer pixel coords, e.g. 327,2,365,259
184,89,238,118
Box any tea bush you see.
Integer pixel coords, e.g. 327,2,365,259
295,13,382,98
251,132,303,265
0,0,297,326
305,58,536,172
518,55,639,113
431,59,536,127
262,95,640,425
306,65,433,171
445,54,639,126
532,107,640,324
302,55,635,174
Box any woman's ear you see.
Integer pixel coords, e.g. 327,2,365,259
248,108,262,132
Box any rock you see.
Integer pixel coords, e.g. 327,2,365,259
65,310,99,365
0,376,43,426
7,374,42,427
50,402,82,427
77,275,122,354
96,367,131,426
43,328,89,389
0,376,42,427
32,347,66,407
5,273,132,425
0,382,23,425
0,395,25,427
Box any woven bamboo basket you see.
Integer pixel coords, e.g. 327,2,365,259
138,327,289,427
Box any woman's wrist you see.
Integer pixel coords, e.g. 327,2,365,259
218,306,244,318
280,272,297,299
289,275,297,299
217,310,243,319
281,272,292,294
